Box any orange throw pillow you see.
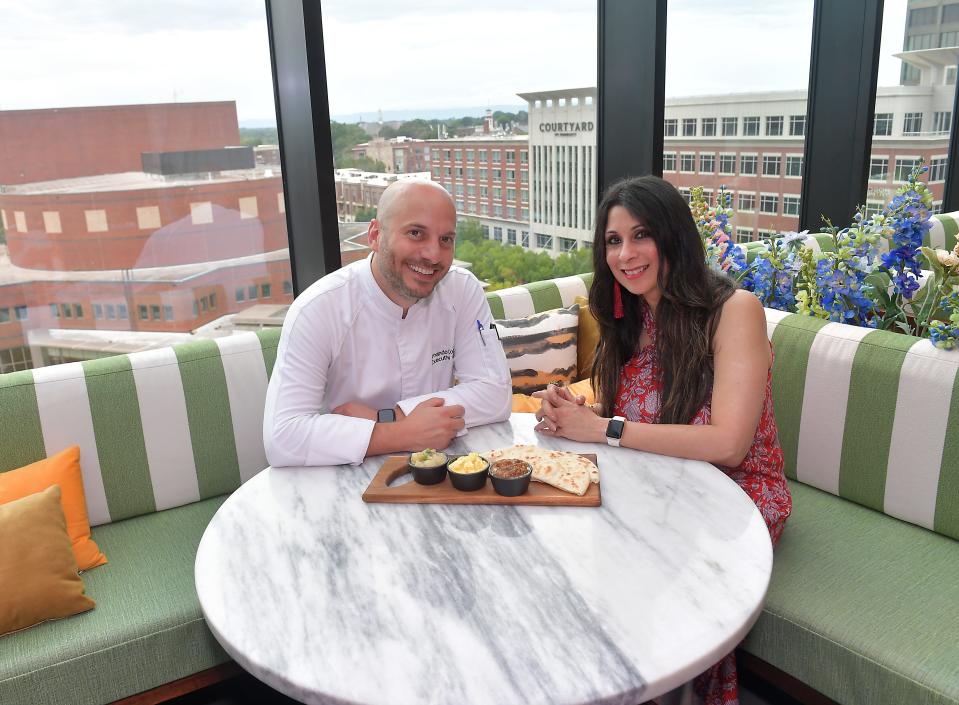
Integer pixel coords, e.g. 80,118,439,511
0,446,107,571
0,485,96,636
574,296,600,380
510,378,595,413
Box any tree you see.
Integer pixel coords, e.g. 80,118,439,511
354,206,377,222
330,121,371,164
456,218,486,245
239,127,278,147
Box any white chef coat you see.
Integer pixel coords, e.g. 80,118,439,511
263,254,512,467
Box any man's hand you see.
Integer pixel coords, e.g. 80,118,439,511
399,397,465,450
332,402,378,421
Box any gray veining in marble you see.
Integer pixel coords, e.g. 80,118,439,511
195,413,772,705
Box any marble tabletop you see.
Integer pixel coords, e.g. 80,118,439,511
195,413,772,705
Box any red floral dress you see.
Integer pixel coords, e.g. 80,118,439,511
613,303,791,705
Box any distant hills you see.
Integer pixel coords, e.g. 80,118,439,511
239,104,528,129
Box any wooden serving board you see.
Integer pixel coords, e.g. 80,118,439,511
362,454,601,507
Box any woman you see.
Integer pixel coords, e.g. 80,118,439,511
534,176,791,705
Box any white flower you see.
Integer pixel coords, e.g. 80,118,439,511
936,248,959,268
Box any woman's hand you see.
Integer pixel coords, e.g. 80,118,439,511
532,384,606,443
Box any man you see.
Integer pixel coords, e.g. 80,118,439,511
263,179,512,467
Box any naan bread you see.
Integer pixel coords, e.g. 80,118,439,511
485,445,598,496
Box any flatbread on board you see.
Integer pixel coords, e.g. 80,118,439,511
485,444,598,496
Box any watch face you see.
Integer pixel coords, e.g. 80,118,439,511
377,408,396,423
607,418,625,440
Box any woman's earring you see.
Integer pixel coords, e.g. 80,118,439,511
613,281,624,319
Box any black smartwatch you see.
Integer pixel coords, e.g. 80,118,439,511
606,416,626,447
376,408,396,423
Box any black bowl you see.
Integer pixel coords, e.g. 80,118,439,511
489,459,533,497
408,452,449,485
446,455,489,491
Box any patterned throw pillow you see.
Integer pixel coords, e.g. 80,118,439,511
495,304,579,395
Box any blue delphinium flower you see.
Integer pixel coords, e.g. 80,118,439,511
876,166,933,301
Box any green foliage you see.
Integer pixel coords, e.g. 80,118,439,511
354,206,377,222
380,119,437,140
330,121,372,164
454,219,592,291
239,127,278,147
338,155,389,172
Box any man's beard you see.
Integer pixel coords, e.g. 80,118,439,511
376,242,437,302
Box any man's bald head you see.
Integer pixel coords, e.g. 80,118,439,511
376,180,454,233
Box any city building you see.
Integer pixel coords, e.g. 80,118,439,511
428,135,531,247
1,103,298,372
333,169,432,221
349,136,430,173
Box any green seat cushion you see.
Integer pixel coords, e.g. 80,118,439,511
743,481,959,705
0,496,229,705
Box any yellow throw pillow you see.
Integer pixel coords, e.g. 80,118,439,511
0,446,107,571
0,485,96,636
574,296,600,381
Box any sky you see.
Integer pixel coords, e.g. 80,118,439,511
0,0,911,124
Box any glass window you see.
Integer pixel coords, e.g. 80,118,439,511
2,1,294,371
760,194,779,214
699,153,715,173
874,113,893,136
0,308,9,324
559,237,578,252
663,153,677,171
236,287,246,302
719,154,736,175
869,156,889,180
736,227,754,243
934,111,952,134
738,194,756,211
905,33,935,50
248,285,257,300
493,227,502,242
783,195,801,217
14,306,27,321
903,112,923,135
930,157,948,182
283,280,293,295
740,155,757,175
909,6,937,26
785,156,803,177
664,119,678,136
895,157,921,181
680,153,695,171
789,115,806,136
262,283,271,298
521,231,530,248
762,155,781,176
682,118,697,136
701,118,717,136
743,117,760,136
507,228,516,245
765,116,784,136
536,233,553,249
721,117,738,136
942,31,959,47
945,4,959,23
50,304,59,318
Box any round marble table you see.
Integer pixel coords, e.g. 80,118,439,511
195,413,772,705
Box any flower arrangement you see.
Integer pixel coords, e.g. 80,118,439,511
695,164,959,349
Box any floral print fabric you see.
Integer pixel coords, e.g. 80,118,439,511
613,303,791,705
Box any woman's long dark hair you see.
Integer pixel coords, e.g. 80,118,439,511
590,176,736,424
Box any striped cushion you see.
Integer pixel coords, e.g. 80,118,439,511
765,309,959,541
485,273,593,320
0,330,280,526
497,305,580,395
